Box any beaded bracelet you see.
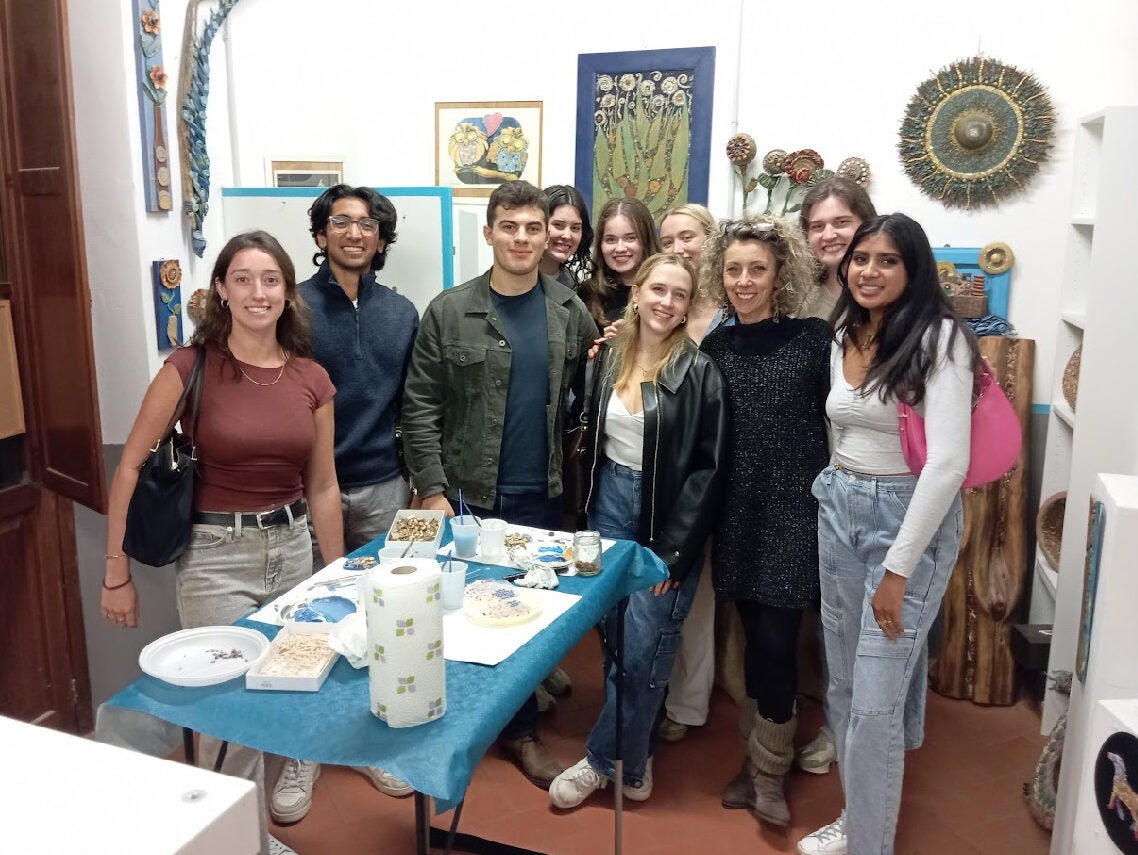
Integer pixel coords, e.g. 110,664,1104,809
102,575,133,591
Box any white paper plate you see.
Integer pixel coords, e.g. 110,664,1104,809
139,626,270,687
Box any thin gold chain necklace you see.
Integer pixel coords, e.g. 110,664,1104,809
238,356,288,386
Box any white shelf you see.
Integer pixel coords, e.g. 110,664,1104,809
1034,552,1058,598
1052,399,1076,428
1046,108,1138,853
1060,310,1087,330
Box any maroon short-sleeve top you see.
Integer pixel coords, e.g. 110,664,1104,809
166,345,335,512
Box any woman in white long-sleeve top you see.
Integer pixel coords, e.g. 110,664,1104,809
798,213,979,855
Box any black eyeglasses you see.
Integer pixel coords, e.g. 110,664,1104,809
720,219,776,239
327,215,381,236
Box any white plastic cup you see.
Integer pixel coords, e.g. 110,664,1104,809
480,518,508,559
439,561,468,610
378,545,406,564
450,516,479,559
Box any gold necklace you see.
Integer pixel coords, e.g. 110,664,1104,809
856,330,878,352
239,356,288,386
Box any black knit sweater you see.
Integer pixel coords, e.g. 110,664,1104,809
700,316,830,608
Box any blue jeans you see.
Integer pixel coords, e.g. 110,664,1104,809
814,465,963,855
584,460,702,785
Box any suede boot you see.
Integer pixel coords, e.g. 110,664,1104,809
747,714,796,826
722,697,759,809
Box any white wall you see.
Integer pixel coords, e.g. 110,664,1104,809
71,0,1138,433
70,0,234,443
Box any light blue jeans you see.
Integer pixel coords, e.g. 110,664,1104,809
585,460,702,785
813,465,963,855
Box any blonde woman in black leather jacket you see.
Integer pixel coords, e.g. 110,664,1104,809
549,253,728,811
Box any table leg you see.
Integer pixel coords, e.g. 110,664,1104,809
182,727,195,765
414,791,430,855
613,595,627,855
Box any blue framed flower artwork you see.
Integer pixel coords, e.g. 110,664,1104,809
435,102,543,198
575,47,716,221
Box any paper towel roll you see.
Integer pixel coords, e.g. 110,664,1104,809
359,559,446,727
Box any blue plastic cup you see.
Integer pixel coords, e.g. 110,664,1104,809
450,516,479,559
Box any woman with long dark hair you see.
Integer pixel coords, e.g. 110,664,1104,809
100,231,343,855
798,214,978,855
549,253,727,810
540,184,593,287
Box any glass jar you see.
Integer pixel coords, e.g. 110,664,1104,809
572,531,603,576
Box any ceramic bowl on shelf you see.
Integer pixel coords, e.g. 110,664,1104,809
1037,491,1066,570
1062,346,1081,412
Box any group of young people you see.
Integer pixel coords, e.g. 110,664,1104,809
100,172,977,855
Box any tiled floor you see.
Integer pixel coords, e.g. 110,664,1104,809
269,636,1053,854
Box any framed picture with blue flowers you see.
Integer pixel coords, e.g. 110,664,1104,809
434,101,543,198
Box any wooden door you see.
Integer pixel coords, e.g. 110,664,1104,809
0,0,107,733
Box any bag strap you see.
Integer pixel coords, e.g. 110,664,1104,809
159,347,207,444
579,356,596,424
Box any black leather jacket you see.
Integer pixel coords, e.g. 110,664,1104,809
581,339,729,580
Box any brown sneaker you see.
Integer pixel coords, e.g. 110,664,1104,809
658,715,688,743
499,735,565,790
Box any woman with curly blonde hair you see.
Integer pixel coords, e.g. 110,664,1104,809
699,217,830,828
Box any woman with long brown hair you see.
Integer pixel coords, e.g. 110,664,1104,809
578,197,661,326
100,230,343,855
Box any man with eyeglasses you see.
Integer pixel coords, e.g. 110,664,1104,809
402,180,598,789
269,185,420,826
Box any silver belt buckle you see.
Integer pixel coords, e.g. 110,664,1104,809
256,510,271,530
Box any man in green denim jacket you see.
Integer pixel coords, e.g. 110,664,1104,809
402,183,597,513
401,180,597,790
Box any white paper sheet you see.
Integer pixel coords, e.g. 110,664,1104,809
441,587,581,666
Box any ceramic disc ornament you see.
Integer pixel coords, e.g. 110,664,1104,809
1094,731,1138,853
898,56,1055,210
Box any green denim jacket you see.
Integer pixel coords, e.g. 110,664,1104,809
401,270,598,508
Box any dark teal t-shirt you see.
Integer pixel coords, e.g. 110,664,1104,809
490,282,549,493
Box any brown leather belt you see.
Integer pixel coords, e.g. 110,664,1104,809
193,498,307,530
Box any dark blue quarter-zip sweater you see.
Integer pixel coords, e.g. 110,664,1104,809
300,263,419,488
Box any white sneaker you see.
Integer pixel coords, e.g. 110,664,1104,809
796,725,837,774
270,759,320,824
622,756,653,802
353,765,413,797
798,811,847,854
268,835,296,855
550,757,608,809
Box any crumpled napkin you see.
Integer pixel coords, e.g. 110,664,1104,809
513,564,559,590
326,611,369,668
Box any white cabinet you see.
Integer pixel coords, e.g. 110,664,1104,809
1037,107,1138,733
1051,476,1138,853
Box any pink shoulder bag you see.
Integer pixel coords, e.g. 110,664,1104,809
897,358,1022,489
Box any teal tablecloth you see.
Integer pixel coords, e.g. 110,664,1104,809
106,534,667,811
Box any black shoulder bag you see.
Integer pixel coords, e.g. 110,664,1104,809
561,356,597,528
123,347,206,567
